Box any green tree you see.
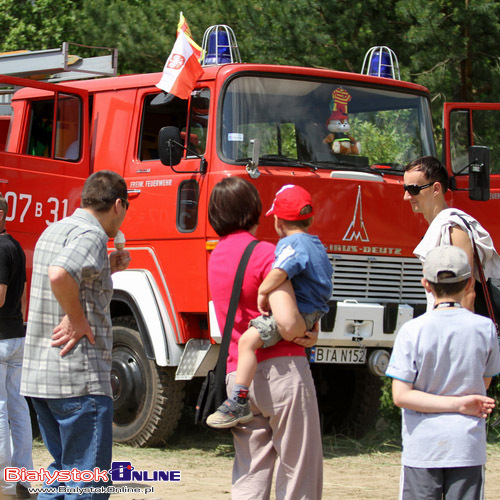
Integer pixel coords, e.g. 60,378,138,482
216,0,405,71
0,0,79,51
395,0,500,141
73,0,220,74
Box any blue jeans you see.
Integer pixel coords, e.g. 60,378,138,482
0,337,33,495
32,395,113,500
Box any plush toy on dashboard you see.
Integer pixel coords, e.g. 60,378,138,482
323,88,360,155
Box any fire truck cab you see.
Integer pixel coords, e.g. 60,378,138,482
0,37,498,446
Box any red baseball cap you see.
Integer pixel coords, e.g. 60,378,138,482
265,184,314,221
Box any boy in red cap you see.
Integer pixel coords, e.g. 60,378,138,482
207,184,333,428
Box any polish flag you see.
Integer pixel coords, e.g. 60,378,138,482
156,29,203,100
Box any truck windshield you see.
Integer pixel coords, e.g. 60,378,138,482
220,75,435,171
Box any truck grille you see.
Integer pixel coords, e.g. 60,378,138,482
329,254,426,304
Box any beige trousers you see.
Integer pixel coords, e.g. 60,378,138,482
227,356,323,500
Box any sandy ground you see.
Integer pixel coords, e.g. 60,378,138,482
28,435,500,500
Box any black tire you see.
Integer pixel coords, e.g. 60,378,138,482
111,316,185,447
311,364,382,437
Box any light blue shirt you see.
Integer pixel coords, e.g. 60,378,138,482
386,308,500,467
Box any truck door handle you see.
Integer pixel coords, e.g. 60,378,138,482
127,189,141,199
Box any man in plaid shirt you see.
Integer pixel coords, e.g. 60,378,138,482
21,171,130,499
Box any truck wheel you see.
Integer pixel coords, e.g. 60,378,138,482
312,365,381,437
111,316,185,447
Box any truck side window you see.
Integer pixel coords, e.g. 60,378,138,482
449,110,470,174
177,180,199,232
450,109,500,175
28,100,54,157
186,89,210,156
138,93,188,161
0,116,9,152
56,94,81,161
27,94,82,161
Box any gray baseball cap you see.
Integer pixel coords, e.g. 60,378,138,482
423,245,471,283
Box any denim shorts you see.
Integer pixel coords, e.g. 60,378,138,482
249,310,323,348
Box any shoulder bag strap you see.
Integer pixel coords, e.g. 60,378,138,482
214,239,259,380
457,218,500,430
457,215,496,321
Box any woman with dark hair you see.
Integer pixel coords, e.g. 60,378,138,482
208,177,323,499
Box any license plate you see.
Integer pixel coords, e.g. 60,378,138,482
309,346,366,364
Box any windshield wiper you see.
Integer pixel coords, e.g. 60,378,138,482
259,154,318,170
236,154,318,171
369,163,405,175
307,159,385,177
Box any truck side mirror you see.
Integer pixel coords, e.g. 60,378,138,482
159,126,183,167
469,145,490,201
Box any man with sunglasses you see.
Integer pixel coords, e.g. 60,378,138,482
21,171,131,499
404,156,500,311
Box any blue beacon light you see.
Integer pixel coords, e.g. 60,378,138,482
201,25,241,67
205,30,231,65
361,46,400,80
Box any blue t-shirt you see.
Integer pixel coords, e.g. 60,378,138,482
273,233,333,314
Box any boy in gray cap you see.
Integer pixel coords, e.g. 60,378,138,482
386,245,500,500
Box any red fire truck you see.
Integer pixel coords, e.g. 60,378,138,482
0,34,497,446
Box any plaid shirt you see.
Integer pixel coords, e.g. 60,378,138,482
21,209,113,398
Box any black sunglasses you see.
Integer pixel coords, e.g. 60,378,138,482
119,198,130,211
403,182,434,196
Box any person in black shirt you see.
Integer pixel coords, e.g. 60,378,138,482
0,195,32,499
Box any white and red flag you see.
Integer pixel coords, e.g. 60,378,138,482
156,13,203,100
